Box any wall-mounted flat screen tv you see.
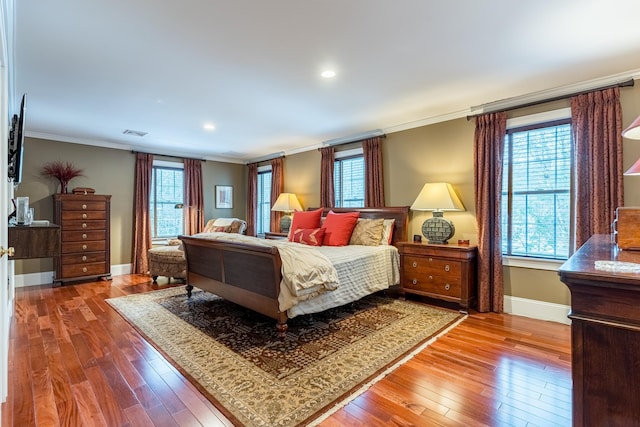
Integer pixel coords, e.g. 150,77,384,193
8,93,26,184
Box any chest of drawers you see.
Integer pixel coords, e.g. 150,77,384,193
53,194,111,285
397,242,477,311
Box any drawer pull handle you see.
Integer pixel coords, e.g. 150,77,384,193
82,204,87,209
82,213,87,219
412,261,417,268
429,257,433,262
82,234,87,239
82,267,87,273
445,283,451,291
82,223,87,228
412,279,417,285
429,275,433,281
82,244,88,250
82,256,87,261
444,264,450,272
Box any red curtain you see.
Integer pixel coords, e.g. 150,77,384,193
320,147,335,208
270,157,284,232
363,137,385,207
474,112,507,313
184,159,204,235
246,162,258,236
571,88,623,249
132,152,153,274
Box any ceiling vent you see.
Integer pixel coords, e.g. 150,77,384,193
122,129,148,137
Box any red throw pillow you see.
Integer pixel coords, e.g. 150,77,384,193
321,211,360,246
291,228,325,246
288,208,323,241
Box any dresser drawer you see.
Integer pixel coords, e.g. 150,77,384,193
61,230,106,242
60,220,106,231
61,252,105,265
61,210,106,221
403,275,462,298
61,240,106,254
61,262,107,278
61,201,106,211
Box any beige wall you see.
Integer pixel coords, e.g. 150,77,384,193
14,137,245,275
284,83,640,306
14,84,640,306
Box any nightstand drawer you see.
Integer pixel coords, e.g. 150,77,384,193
403,256,462,283
403,276,462,298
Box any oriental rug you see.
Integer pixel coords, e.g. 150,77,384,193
107,287,465,427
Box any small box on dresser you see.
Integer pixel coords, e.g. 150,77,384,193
53,193,112,286
397,242,477,312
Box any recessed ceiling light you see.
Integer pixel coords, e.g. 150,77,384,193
321,70,336,79
203,123,216,131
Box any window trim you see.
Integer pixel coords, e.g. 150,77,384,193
256,165,272,236
502,108,573,264
150,160,184,242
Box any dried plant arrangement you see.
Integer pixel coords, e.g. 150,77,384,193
40,161,84,193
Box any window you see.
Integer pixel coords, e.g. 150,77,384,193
502,112,572,260
256,166,272,235
150,161,184,239
334,149,364,207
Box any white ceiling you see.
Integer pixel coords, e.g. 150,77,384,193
14,0,640,163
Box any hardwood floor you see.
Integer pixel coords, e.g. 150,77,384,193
2,275,572,426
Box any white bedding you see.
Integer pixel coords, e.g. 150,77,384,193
190,232,400,317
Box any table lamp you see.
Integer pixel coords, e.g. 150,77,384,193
410,182,465,244
271,193,303,233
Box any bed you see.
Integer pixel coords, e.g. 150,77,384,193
178,206,409,337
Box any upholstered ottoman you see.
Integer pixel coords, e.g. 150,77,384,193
148,244,186,284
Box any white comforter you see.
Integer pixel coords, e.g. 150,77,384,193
190,232,399,315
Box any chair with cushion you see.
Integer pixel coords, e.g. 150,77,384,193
148,239,187,284
202,218,247,234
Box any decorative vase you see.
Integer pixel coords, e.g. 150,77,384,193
60,180,68,194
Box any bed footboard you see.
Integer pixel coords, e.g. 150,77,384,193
178,236,289,336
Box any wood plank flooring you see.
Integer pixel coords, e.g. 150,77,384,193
2,275,572,426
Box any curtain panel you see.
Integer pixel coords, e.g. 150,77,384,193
571,87,623,249
270,157,284,232
132,152,153,274
474,112,507,313
363,137,385,207
246,162,258,236
320,146,335,208
183,159,205,235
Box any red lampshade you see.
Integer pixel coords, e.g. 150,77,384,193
622,114,640,140
625,156,640,175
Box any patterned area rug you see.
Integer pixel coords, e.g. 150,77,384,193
107,287,465,427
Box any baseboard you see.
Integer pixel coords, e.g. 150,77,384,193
14,264,133,288
504,295,571,325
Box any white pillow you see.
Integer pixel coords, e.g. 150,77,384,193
379,219,395,245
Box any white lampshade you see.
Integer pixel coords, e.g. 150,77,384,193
410,183,465,212
622,114,640,140
271,193,303,213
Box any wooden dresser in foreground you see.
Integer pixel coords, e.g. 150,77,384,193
397,242,477,312
53,194,111,286
558,234,640,426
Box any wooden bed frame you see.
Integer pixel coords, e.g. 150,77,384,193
179,206,409,337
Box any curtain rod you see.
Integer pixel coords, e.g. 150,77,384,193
244,152,285,165
320,129,386,149
466,78,635,120
131,150,205,161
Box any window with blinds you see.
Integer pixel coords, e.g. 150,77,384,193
150,163,184,239
334,155,365,207
256,169,272,234
501,119,572,259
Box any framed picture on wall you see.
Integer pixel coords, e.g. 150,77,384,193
215,185,233,209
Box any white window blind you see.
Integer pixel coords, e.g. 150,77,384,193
334,154,364,207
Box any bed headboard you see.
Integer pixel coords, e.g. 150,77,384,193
314,206,410,245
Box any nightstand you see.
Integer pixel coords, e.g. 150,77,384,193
397,242,477,312
264,232,288,240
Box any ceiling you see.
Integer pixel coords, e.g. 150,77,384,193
14,0,640,163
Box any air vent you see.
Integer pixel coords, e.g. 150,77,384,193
122,129,148,137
